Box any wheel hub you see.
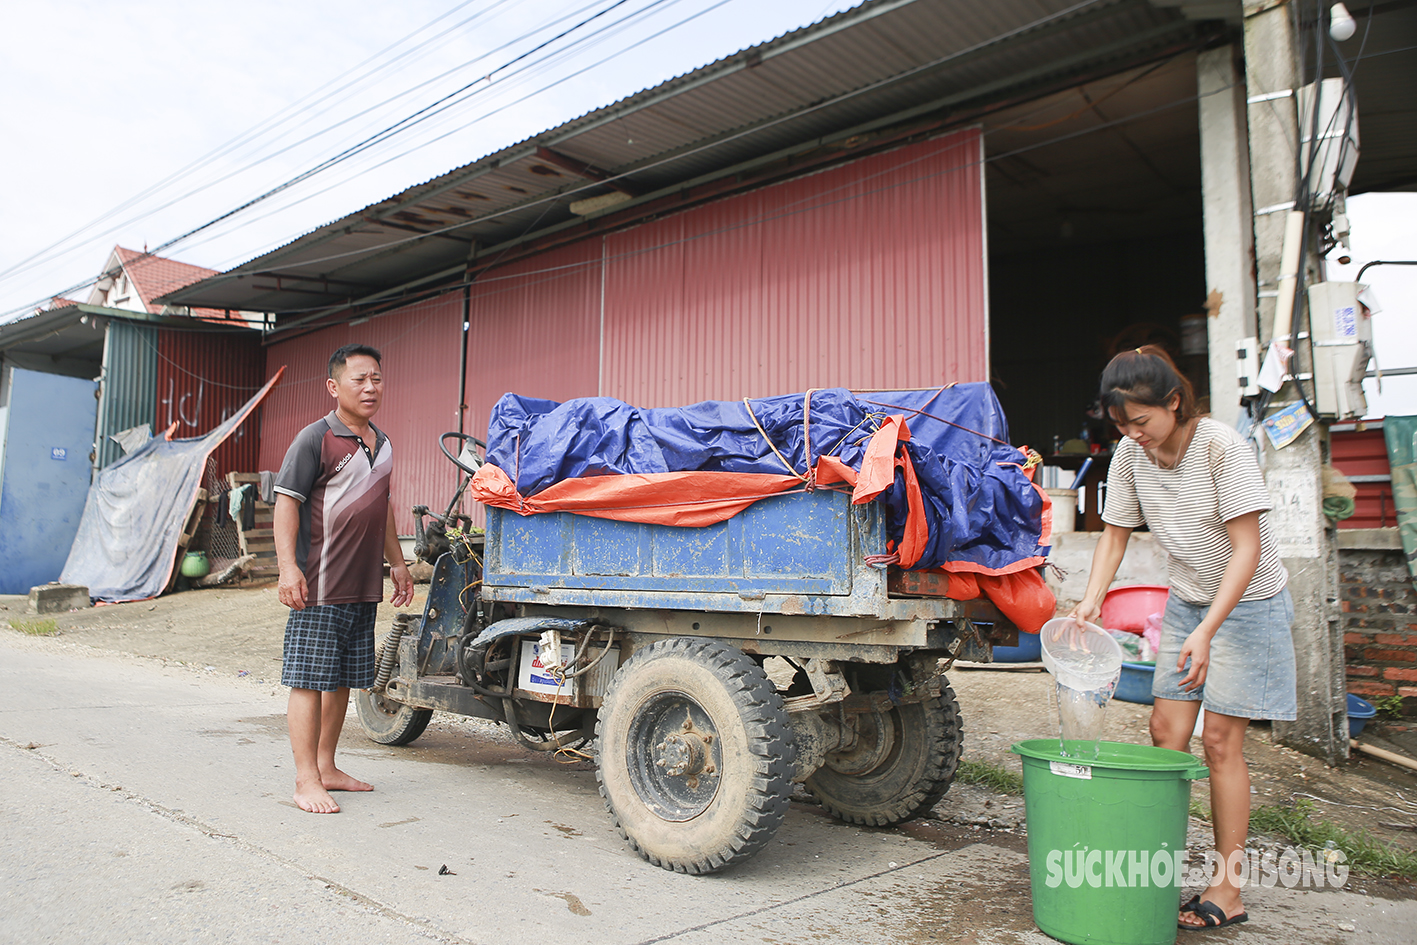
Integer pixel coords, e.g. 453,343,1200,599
824,706,896,776
368,691,401,718
627,695,722,821
655,727,713,777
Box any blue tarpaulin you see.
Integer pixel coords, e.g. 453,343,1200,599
482,384,1047,575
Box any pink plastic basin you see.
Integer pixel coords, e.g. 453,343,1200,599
1100,584,1168,634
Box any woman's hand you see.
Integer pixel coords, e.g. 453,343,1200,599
1177,629,1213,692
1068,600,1102,628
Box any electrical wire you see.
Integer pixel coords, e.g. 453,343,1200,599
0,0,518,284
155,0,714,266
140,0,1129,306
114,2,650,269
1,0,671,293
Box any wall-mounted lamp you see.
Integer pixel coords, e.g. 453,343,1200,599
1330,2,1356,42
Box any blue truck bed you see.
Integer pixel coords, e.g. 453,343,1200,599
483,489,978,624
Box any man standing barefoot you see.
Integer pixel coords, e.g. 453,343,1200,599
273,344,414,814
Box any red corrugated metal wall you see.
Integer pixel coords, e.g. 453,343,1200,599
1331,424,1395,529
464,239,602,443
155,329,265,479
258,293,464,533
253,129,987,535
602,128,985,404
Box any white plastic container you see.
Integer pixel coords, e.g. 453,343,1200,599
1040,617,1124,757
1040,617,1122,690
1046,488,1078,534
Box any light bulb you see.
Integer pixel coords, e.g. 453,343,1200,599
1330,2,1356,42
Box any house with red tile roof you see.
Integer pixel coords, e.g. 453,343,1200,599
86,246,258,326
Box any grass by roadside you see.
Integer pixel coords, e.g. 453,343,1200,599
958,759,1023,795
8,618,58,636
1189,797,1417,881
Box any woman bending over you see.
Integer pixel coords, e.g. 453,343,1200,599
1071,346,1296,931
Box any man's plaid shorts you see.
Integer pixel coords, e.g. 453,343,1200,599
280,602,379,691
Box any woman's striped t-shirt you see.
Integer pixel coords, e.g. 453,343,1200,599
1102,416,1287,604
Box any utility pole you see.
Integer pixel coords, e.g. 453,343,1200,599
1239,0,1347,763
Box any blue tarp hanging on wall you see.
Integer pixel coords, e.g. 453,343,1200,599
60,369,284,602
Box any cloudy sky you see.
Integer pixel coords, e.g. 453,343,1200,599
2,0,1411,416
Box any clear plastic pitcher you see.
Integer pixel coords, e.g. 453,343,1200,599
1040,618,1123,759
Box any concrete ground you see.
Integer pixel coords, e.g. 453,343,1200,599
2,584,1415,943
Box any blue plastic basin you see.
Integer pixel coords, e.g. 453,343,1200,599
1348,693,1377,738
1114,661,1156,705
992,631,1041,662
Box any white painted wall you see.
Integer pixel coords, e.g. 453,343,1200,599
1046,531,1169,615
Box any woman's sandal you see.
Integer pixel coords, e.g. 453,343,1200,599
1178,896,1249,931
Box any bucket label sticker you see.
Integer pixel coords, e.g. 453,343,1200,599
1050,761,1092,780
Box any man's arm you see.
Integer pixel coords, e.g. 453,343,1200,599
385,501,414,608
274,493,307,611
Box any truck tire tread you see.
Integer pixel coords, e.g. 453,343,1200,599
807,683,962,827
595,637,795,874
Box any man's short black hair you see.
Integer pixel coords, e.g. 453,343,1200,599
329,344,382,379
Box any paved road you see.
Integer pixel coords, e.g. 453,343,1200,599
1,636,1412,944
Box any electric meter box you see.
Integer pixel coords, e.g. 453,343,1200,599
1306,281,1371,420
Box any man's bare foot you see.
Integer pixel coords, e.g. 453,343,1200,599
321,767,373,792
294,776,340,813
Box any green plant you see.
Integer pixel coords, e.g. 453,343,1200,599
1373,695,1406,720
957,759,1024,795
1249,798,1417,880
8,618,58,636
1189,798,1212,821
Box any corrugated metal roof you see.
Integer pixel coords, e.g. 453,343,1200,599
166,0,1222,317
0,302,247,366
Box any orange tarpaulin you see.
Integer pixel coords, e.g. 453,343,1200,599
470,465,811,527
470,413,926,539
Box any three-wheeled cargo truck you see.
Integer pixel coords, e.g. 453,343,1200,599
356,431,1019,874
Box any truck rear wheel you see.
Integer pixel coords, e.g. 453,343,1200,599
595,638,795,874
355,688,432,745
806,681,962,826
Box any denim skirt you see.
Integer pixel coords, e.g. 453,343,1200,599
1151,587,1297,721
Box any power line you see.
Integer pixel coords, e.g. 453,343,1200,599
0,0,619,286
161,0,1117,290
0,0,507,284
167,0,730,263
3,0,688,319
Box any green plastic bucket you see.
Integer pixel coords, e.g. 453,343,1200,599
1011,740,1208,945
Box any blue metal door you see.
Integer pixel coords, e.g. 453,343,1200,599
0,368,100,594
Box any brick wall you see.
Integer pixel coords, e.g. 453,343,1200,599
1340,540,1417,715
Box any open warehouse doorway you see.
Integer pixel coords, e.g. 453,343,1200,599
984,53,1210,528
